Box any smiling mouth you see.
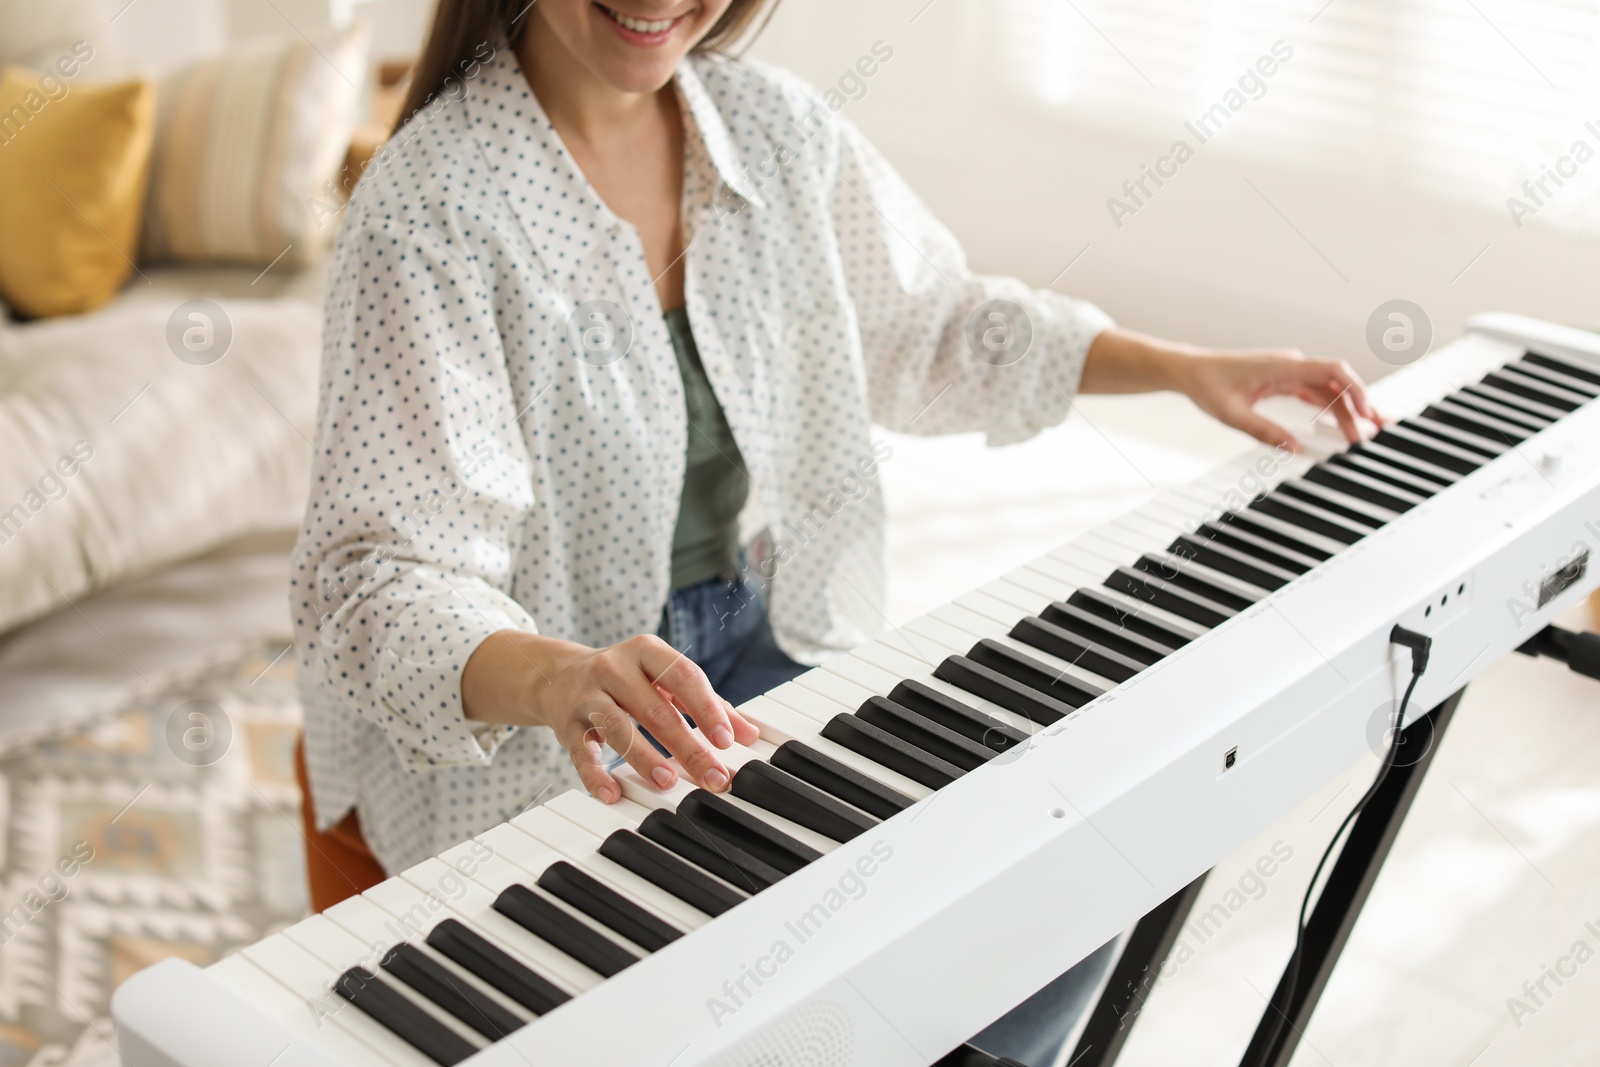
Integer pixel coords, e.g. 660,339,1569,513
594,3,682,35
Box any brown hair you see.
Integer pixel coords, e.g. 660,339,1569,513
395,0,780,135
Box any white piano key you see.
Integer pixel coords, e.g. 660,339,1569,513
954,588,1034,625
541,789,657,837
740,695,830,744
1153,551,1274,601
275,916,493,1051
733,697,936,801
765,681,846,724
498,807,715,928
209,953,404,1066
977,577,1053,615
1115,506,1189,538
1026,553,1098,589
1285,478,1402,525
796,665,876,711
1223,504,1350,558
243,934,465,1064
602,764,845,859
860,617,1049,731
375,859,604,993
544,797,756,911
316,896,538,1026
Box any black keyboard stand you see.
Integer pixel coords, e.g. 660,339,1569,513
940,688,1464,1067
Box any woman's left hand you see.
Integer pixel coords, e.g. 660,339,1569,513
1178,347,1383,451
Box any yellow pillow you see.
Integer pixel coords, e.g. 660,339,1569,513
0,67,155,319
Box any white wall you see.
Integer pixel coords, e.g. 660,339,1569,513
747,0,1600,382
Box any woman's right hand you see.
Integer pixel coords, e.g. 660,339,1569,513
463,630,761,804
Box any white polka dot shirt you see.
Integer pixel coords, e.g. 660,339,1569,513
291,44,1112,872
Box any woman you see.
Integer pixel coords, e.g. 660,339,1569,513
292,0,1378,1060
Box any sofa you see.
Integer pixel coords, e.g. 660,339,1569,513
0,0,373,749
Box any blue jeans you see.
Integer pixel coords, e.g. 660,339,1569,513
659,567,1118,1066
656,567,807,706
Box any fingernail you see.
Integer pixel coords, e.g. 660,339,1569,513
652,765,676,789
710,725,734,748
599,784,619,803
704,767,729,792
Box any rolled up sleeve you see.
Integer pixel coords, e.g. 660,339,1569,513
294,217,542,772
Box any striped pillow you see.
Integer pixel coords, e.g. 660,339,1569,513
141,24,369,267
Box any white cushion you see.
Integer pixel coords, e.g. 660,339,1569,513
0,267,322,634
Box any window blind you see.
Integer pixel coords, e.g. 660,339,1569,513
992,0,1600,230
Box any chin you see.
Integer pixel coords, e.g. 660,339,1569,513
586,1,699,92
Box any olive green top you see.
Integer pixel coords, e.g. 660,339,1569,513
665,307,749,589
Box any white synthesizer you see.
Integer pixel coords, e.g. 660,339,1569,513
113,313,1600,1067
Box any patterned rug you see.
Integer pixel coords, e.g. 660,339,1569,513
0,639,307,1066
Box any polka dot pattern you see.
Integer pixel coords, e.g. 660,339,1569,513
291,46,1113,873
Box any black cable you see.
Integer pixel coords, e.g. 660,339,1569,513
1256,625,1431,1062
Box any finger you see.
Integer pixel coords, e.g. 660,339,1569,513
665,691,760,748
564,715,620,804
1226,405,1300,452
1309,359,1380,427
630,636,738,748
620,679,730,792
1323,386,1363,443
581,695,680,793
725,700,760,745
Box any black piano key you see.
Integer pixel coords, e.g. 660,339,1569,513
935,654,1075,726
536,860,682,953
1403,416,1506,458
1105,566,1236,626
1374,426,1484,474
639,808,784,892
822,713,963,788
1422,402,1530,447
1511,359,1600,398
855,695,998,771
1217,511,1335,561
1443,391,1549,435
1522,351,1600,389
380,942,524,1041
601,825,748,921
425,918,571,1017
1501,363,1594,404
334,966,477,1065
1250,496,1366,545
770,740,915,820
966,638,1107,706
1275,482,1391,529
1303,463,1423,511
1193,522,1316,576
889,679,1032,750
1038,600,1175,663
732,759,879,841
1009,615,1145,682
1168,533,1293,591
1329,451,1443,498
678,789,824,875
493,885,639,978
1450,387,1551,433
1480,371,1581,412
1067,587,1200,648
599,829,745,917
1132,552,1265,608
1461,382,1564,425
1353,440,1462,486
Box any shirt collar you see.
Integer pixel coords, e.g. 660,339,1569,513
464,45,766,280
674,59,767,211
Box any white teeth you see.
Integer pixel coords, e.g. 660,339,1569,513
607,7,675,33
